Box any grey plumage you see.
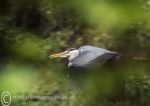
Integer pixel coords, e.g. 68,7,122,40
68,45,120,68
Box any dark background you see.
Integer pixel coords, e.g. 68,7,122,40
0,0,150,106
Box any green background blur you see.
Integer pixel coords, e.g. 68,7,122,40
0,0,150,106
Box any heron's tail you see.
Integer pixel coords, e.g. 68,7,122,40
109,52,121,61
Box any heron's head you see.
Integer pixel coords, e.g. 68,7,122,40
49,48,79,59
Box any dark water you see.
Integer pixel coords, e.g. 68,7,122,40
0,59,150,106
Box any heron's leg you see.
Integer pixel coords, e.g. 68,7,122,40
67,71,81,94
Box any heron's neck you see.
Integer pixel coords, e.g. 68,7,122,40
68,50,79,61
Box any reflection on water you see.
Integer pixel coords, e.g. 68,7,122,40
0,60,150,106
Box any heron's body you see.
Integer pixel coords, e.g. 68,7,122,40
68,45,119,68
50,45,120,68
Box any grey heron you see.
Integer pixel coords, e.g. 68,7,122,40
49,45,120,68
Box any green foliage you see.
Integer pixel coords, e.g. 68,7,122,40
0,0,150,106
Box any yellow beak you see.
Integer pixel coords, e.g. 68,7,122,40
49,52,69,58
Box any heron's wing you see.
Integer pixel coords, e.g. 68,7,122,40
69,45,120,68
79,45,110,53
91,52,120,64
70,52,119,68
70,51,105,67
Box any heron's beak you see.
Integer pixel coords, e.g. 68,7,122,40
49,51,69,58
